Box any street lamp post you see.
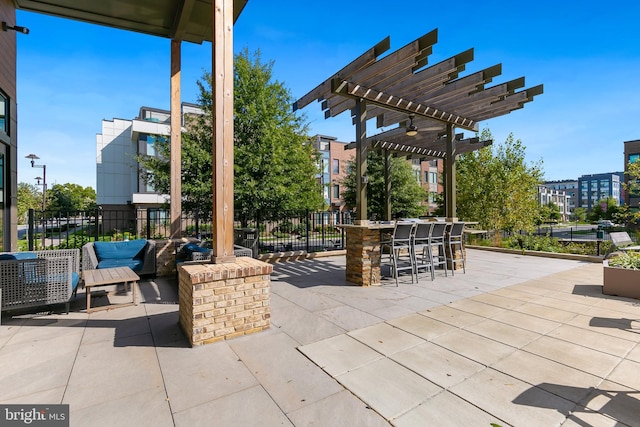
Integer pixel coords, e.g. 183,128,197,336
25,154,46,249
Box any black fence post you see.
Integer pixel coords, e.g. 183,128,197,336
94,207,100,241
28,209,34,251
146,208,151,239
321,211,326,249
305,209,310,253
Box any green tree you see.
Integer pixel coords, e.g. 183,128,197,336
47,183,97,214
139,49,323,223
623,160,640,225
342,151,427,219
588,197,620,223
538,201,561,224
17,182,41,223
456,129,543,233
572,207,587,223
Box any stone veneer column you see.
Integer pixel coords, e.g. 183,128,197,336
178,257,272,346
345,226,382,286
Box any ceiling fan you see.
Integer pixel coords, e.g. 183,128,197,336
405,114,443,136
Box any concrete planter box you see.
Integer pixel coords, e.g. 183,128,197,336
603,260,640,299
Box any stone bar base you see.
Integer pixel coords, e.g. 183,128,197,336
446,246,467,271
345,226,384,286
178,257,273,346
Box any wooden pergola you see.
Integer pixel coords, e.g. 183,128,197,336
294,29,543,222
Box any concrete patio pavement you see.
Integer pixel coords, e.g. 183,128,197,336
1,249,639,426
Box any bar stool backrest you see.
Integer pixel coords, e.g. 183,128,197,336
450,222,465,238
430,222,447,241
393,222,415,246
414,222,433,245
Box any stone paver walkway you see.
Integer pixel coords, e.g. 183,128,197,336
1,250,638,426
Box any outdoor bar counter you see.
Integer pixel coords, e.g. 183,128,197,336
342,222,395,286
342,220,469,286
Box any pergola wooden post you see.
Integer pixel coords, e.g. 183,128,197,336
444,123,456,221
170,40,182,240
354,99,368,224
210,0,235,262
384,149,392,221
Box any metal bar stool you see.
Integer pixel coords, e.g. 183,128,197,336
429,222,448,277
413,222,435,281
380,222,416,286
447,222,466,275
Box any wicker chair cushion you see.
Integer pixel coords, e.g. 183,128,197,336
93,239,147,260
97,258,144,272
0,252,37,260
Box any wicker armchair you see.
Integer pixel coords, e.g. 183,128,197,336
0,249,80,314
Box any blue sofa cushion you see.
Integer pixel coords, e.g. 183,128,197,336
176,243,210,264
97,259,144,272
72,272,80,291
94,239,147,261
0,252,37,260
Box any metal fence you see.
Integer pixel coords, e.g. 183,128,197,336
24,208,353,256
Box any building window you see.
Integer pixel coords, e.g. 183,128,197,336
630,154,640,163
429,172,437,184
0,91,7,135
333,184,340,199
332,159,339,174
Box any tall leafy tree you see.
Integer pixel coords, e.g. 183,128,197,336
456,129,543,233
17,182,42,223
342,151,427,219
47,183,97,214
139,49,322,223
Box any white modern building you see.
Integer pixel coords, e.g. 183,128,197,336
542,180,578,214
538,185,571,221
96,104,202,213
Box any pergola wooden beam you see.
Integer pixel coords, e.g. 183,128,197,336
323,30,438,118
292,37,391,111
332,79,478,131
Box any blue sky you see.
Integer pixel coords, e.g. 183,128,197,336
15,0,640,189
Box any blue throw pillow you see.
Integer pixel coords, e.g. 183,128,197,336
94,239,147,260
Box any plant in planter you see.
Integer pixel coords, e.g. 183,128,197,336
603,251,640,299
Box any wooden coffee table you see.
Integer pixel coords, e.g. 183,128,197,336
83,267,139,313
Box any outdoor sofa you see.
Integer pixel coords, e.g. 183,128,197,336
82,239,156,277
0,249,81,314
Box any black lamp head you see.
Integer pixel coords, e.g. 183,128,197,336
2,21,29,34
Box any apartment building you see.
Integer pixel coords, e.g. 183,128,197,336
577,172,623,210
96,104,201,213
420,159,443,213
538,185,571,221
542,180,578,214
312,135,354,224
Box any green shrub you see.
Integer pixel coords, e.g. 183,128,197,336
609,252,640,270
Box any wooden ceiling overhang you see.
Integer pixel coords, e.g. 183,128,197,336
293,28,543,157
14,0,248,44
